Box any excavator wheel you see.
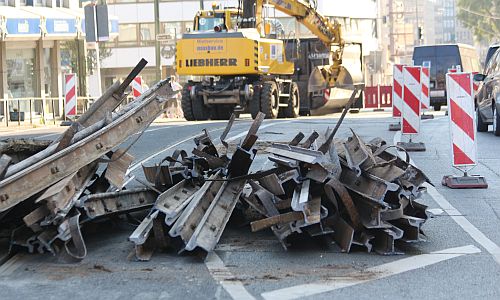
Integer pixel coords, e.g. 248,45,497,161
181,84,195,121
191,87,210,121
250,83,261,119
260,81,279,119
284,82,300,118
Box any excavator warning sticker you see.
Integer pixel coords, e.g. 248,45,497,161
194,39,226,53
271,44,277,60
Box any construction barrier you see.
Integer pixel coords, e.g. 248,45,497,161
442,71,487,188
402,66,421,135
421,67,430,110
446,72,477,167
364,85,393,109
379,86,392,108
132,76,143,98
392,64,404,117
364,86,378,108
65,73,77,118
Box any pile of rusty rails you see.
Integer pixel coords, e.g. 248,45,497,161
128,112,432,260
0,59,182,260
0,76,432,262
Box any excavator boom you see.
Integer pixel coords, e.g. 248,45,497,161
255,0,347,91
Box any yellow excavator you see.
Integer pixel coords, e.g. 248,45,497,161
176,0,350,120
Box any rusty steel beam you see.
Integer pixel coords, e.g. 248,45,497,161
0,79,177,212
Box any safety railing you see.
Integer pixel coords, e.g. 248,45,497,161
0,97,93,127
0,95,155,128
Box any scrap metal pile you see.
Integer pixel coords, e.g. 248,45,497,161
0,61,432,260
129,113,432,260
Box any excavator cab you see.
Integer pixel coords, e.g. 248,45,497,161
193,8,240,32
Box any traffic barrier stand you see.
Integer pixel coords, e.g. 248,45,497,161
389,64,403,131
420,66,434,120
397,66,426,151
442,72,487,189
62,73,77,126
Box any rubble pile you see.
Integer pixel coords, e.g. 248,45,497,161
0,60,432,262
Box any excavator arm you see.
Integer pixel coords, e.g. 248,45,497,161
254,0,347,91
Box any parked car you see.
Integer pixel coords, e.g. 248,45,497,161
485,44,500,67
413,44,481,111
475,47,500,135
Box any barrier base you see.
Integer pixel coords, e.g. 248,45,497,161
389,123,401,131
396,141,426,152
421,114,434,120
441,175,488,189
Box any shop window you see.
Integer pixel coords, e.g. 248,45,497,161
139,23,156,46
117,24,138,47
6,48,36,98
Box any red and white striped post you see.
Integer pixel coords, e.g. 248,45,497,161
420,66,434,119
65,73,77,119
442,71,487,188
389,64,404,131
397,66,426,151
132,76,143,98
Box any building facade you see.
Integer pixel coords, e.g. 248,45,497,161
0,0,118,124
103,0,380,87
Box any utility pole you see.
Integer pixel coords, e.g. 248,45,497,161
154,0,161,81
415,0,420,46
199,0,204,10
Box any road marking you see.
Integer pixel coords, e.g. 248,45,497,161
205,252,256,300
394,130,500,265
0,254,27,276
261,245,480,300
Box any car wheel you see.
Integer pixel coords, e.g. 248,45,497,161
494,107,500,136
477,108,488,132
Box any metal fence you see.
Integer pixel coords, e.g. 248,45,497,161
0,96,137,127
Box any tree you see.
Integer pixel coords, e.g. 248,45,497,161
457,0,500,43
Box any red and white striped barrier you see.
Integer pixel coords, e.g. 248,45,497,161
446,72,477,167
402,66,421,135
421,66,430,110
132,76,143,98
65,73,77,118
442,72,487,188
392,64,404,117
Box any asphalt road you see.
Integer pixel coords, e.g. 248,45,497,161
1,111,500,299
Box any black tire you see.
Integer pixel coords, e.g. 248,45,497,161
284,82,300,118
260,81,279,119
250,83,261,119
494,107,500,136
181,84,195,121
433,105,441,111
191,87,210,121
477,108,488,132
